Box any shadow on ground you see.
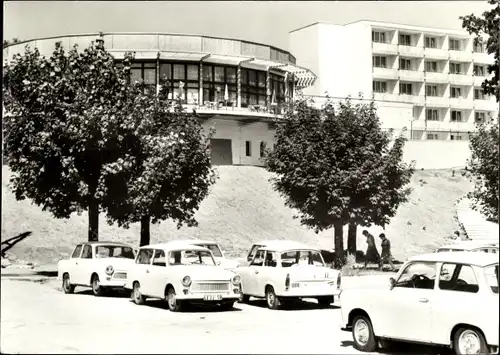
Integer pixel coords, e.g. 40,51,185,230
140,299,243,313
246,298,339,311
340,340,453,355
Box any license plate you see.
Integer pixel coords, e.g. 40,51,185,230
203,294,223,301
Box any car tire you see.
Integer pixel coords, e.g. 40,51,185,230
62,273,75,294
132,282,146,305
352,315,377,352
220,301,235,311
317,296,333,307
91,274,104,297
265,286,281,310
453,327,488,355
166,287,183,312
238,293,250,303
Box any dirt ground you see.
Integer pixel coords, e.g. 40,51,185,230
1,276,452,355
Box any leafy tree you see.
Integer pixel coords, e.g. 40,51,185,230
265,97,413,266
99,79,217,246
460,0,500,101
464,120,499,222
3,40,133,241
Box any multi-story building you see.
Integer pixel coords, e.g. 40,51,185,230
290,20,498,141
3,32,316,166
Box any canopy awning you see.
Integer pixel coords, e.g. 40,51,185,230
202,54,250,66
108,50,158,60
240,58,279,71
159,51,209,61
271,64,317,89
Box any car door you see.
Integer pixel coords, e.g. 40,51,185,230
255,251,279,294
375,261,435,342
149,249,168,298
77,244,94,286
246,249,266,296
134,249,154,296
66,244,83,282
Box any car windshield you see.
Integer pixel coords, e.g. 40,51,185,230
95,246,135,259
484,264,499,294
168,249,216,266
280,250,325,267
195,244,223,257
396,262,437,288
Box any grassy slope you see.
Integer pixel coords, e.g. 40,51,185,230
1,166,472,265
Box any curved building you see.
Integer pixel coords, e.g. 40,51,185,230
3,32,317,166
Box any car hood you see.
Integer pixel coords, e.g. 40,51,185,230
288,265,339,281
94,258,135,270
216,258,240,269
172,265,236,281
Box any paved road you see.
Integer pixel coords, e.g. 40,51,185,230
1,277,450,354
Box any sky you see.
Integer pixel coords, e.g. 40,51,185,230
3,1,492,51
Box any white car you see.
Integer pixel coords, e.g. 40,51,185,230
125,242,241,312
168,239,240,270
58,241,136,296
340,252,499,355
436,240,499,254
245,239,311,263
236,241,342,309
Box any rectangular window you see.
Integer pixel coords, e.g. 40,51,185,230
425,37,436,48
449,63,462,75
450,87,462,98
152,250,166,267
173,64,185,80
245,141,251,157
259,141,267,158
449,39,461,50
473,65,485,76
136,249,154,265
427,133,439,140
399,58,412,70
439,264,479,293
71,245,83,258
425,61,438,72
426,109,439,121
399,34,411,46
372,31,386,43
187,65,199,81
214,66,225,82
450,135,463,141
372,56,387,68
474,88,486,100
426,85,438,97
473,42,484,53
372,81,387,93
399,83,412,95
81,245,93,259
475,112,485,123
451,111,462,122
241,69,267,108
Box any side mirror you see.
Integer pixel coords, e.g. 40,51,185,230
247,256,252,262
216,261,221,266
389,277,396,290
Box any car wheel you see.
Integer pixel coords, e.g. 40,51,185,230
91,274,104,296
238,293,250,303
220,301,235,311
62,273,75,294
166,287,183,312
317,296,333,307
352,315,377,352
265,286,281,310
132,282,145,305
454,327,488,355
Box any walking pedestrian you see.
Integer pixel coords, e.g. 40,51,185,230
379,233,396,271
362,230,380,269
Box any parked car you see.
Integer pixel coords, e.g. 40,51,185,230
340,252,499,354
57,241,136,296
236,241,342,309
245,240,310,263
125,242,241,312
436,240,499,254
168,239,240,270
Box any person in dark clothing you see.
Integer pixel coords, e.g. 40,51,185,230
379,233,396,271
362,230,380,268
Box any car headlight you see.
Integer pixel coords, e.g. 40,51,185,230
105,265,114,275
231,275,241,285
182,275,192,287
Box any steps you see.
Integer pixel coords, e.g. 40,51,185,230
456,197,499,241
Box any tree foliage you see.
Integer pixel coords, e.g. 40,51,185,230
265,96,414,265
460,0,500,101
465,120,499,222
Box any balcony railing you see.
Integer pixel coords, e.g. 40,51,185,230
449,98,474,109
425,96,451,107
177,101,286,119
474,98,498,111
373,67,399,80
399,94,425,105
424,48,449,60
398,45,424,57
472,52,494,65
449,50,473,62
422,120,476,132
449,74,473,86
372,42,398,55
425,72,450,84
399,70,425,82
473,76,487,86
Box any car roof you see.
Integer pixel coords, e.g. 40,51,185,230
140,242,210,252
438,241,499,250
182,239,220,245
79,241,133,247
409,251,499,267
254,240,318,252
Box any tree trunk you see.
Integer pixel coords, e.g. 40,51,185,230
334,222,344,269
347,223,357,257
140,215,151,247
88,196,99,242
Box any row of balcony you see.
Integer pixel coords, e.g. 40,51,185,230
410,119,478,132
372,43,493,64
373,93,497,110
373,68,489,86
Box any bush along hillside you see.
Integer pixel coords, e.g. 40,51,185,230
2,165,472,266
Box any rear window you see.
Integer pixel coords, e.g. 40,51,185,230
196,244,223,257
484,264,499,294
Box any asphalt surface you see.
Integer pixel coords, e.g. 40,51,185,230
0,276,452,354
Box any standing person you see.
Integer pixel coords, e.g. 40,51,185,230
379,233,396,271
362,230,380,268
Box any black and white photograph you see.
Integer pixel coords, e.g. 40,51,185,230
1,0,499,354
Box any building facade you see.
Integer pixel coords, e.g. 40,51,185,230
290,20,498,141
3,32,316,166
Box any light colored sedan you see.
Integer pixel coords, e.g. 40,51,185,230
236,241,342,309
57,241,136,296
167,239,240,270
436,240,498,254
126,242,241,312
340,252,499,355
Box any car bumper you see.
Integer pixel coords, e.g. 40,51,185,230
281,286,341,298
176,293,240,302
100,278,127,288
